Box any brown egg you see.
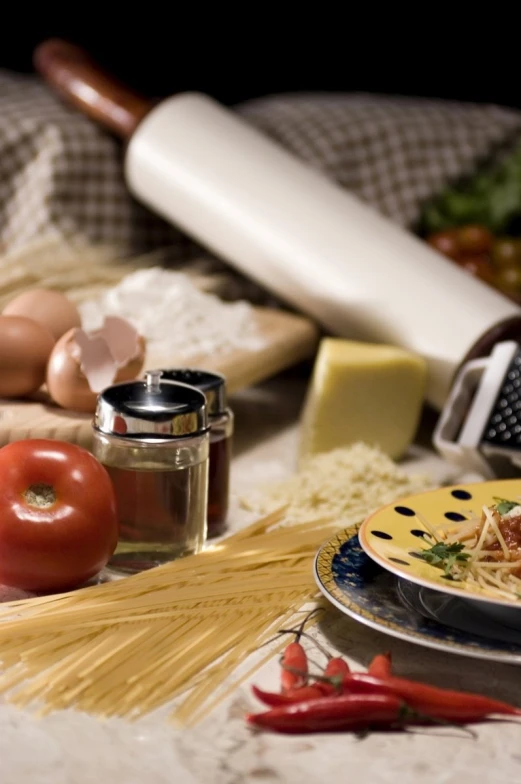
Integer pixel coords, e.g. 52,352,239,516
46,318,146,413
3,289,81,341
0,316,55,398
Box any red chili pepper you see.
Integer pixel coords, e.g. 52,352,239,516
280,640,308,693
324,656,351,682
341,673,521,720
247,693,406,734
367,652,392,679
251,683,333,707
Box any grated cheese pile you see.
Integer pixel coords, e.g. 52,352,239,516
78,266,267,358
241,442,435,524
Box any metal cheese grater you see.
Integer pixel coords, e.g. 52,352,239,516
434,341,521,478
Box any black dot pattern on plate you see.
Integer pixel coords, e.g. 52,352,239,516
388,558,409,566
410,529,428,538
371,530,393,540
444,512,467,522
451,489,472,500
394,506,415,517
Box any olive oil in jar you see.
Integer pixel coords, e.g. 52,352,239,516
104,458,208,573
92,372,209,575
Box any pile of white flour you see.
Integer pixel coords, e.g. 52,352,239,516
78,267,266,358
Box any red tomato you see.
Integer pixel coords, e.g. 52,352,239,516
456,225,494,256
0,439,119,591
427,230,461,260
459,254,495,285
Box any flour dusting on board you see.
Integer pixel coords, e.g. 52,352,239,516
78,267,267,357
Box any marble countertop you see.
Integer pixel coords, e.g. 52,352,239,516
2,373,520,784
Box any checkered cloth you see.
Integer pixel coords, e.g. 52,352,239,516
2,70,521,257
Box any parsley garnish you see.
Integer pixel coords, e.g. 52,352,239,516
492,497,519,516
413,542,470,577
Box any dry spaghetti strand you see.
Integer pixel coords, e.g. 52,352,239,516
0,447,432,726
0,510,330,723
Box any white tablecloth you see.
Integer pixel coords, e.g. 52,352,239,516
1,374,518,784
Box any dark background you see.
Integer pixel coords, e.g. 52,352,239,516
0,16,519,110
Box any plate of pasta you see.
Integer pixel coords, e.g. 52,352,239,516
359,479,521,612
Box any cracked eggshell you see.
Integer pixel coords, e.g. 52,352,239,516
3,289,81,341
46,317,146,413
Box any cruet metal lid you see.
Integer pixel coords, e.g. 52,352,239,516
151,368,227,416
94,371,208,438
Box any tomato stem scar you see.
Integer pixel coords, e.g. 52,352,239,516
24,484,56,508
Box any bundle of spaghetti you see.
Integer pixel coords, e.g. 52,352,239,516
0,509,337,724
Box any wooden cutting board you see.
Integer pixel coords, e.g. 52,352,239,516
0,306,319,449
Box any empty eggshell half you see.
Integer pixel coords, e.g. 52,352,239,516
46,316,146,413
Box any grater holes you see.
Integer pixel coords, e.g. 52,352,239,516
481,349,521,448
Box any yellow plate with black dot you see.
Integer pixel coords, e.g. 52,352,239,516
358,479,521,611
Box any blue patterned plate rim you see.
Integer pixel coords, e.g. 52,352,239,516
314,523,521,665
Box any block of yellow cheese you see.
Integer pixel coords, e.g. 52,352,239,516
299,338,427,462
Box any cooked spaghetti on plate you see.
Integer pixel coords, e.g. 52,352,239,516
413,496,521,601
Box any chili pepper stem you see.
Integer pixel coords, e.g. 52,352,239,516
307,656,326,672
280,663,344,690
258,609,325,652
292,607,324,642
275,608,325,644
277,629,333,660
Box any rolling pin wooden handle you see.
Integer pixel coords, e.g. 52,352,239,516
33,39,152,138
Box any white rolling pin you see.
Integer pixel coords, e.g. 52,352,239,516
35,40,521,410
